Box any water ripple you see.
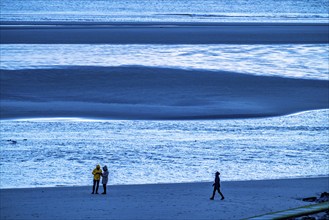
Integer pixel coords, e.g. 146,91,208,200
1,44,328,80
0,109,328,188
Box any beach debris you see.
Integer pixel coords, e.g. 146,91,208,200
317,192,329,203
7,139,17,144
300,216,316,220
303,197,317,202
302,192,329,203
296,210,329,220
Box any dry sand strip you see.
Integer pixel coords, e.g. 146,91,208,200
1,22,328,44
1,177,328,220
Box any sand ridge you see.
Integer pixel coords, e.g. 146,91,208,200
1,22,328,44
1,66,328,120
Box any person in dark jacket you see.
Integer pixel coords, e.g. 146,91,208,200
101,165,109,194
210,171,225,200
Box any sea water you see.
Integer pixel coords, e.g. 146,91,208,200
1,44,328,80
1,110,328,189
1,0,329,189
1,0,328,23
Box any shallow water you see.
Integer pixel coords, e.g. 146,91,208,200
1,0,328,23
1,110,328,188
1,44,328,80
1,0,328,190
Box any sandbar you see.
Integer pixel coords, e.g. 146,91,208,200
1,22,328,44
1,66,328,120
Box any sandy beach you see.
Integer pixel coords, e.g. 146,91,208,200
1,177,328,220
1,22,328,44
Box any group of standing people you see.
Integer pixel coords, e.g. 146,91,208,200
91,165,109,194
91,165,224,200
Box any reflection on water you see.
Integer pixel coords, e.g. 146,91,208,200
1,44,328,80
0,110,328,188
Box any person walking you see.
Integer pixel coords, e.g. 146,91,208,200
91,165,102,194
101,165,109,194
210,171,225,200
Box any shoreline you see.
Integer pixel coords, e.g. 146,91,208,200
1,175,328,190
1,177,328,219
2,21,329,25
1,22,328,44
1,109,328,122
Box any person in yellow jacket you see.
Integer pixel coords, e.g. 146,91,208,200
91,165,102,194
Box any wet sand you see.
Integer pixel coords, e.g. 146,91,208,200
1,66,328,120
1,177,328,220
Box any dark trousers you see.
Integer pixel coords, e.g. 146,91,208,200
211,186,224,199
103,184,107,194
92,180,100,193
